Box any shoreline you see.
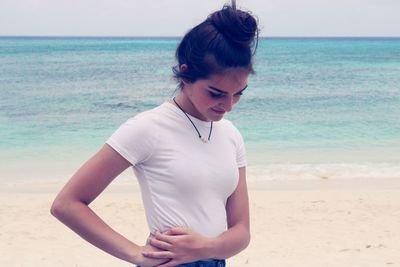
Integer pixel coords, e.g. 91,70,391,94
2,156,400,184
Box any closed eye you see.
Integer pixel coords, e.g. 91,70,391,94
235,91,244,96
207,85,247,99
208,91,224,99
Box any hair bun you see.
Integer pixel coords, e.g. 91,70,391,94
209,5,258,49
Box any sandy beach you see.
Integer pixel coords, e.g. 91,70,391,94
1,175,400,267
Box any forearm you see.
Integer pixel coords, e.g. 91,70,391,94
51,200,140,264
208,223,250,259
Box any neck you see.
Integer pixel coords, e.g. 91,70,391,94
173,93,209,121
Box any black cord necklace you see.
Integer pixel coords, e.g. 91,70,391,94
173,97,213,143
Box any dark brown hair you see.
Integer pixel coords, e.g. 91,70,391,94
173,5,259,89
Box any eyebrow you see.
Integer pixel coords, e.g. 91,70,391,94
208,85,248,94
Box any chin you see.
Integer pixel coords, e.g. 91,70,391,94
209,114,225,122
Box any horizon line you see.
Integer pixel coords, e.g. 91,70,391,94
1,35,400,39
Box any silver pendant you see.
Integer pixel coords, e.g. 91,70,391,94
200,137,208,143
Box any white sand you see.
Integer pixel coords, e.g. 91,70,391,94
1,179,400,267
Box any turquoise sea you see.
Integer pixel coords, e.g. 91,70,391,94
1,37,399,181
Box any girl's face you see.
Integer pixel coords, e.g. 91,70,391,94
181,68,249,122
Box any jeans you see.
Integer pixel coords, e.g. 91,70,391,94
136,259,225,267
176,259,225,267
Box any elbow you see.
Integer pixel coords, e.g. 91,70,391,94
243,229,251,249
50,197,64,218
50,195,76,219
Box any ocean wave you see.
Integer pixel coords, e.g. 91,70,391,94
247,162,400,181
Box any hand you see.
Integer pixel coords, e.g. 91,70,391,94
134,244,171,267
142,227,214,267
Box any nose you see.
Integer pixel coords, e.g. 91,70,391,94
221,96,234,112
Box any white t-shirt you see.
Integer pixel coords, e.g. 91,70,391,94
106,101,246,238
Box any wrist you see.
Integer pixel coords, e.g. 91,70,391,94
205,237,218,259
127,244,143,264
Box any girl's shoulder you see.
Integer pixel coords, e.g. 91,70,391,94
125,104,166,127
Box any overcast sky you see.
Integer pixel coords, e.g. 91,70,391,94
1,0,399,37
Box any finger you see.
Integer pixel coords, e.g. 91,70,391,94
165,227,190,235
149,237,173,250
154,232,177,243
142,251,173,259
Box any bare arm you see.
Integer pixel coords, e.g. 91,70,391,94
144,167,250,266
50,144,166,266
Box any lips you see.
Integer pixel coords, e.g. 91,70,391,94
212,108,225,115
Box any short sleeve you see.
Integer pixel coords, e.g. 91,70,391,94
106,113,157,166
235,130,247,168
226,120,246,168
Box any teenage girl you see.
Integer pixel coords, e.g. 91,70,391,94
51,3,258,267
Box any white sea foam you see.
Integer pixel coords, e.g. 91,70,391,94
247,162,400,181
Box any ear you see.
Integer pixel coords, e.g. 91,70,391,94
180,64,188,73
180,64,191,85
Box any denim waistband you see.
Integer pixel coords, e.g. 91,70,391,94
176,259,225,267
136,259,225,267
